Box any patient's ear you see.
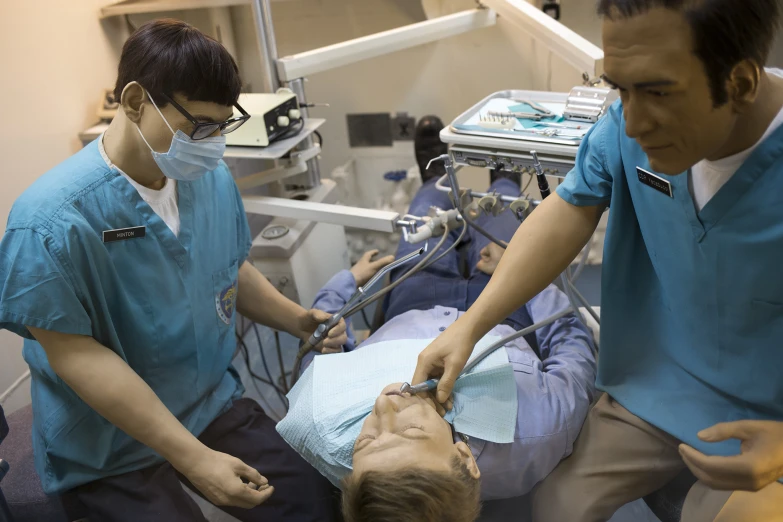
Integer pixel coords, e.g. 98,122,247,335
455,441,481,479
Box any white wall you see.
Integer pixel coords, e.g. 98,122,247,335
0,2,129,413
230,0,586,183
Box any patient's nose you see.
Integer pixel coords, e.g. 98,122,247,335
374,394,400,429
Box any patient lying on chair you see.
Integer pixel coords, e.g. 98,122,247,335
277,128,597,522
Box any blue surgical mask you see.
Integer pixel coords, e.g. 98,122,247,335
135,92,226,182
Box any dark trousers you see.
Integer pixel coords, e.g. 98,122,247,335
64,399,339,522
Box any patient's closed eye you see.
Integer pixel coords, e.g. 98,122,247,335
354,434,375,451
354,425,425,452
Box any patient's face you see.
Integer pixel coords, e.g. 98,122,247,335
351,383,460,476
476,243,505,275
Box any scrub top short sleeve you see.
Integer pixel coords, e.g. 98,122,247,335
557,101,623,207
0,227,91,339
226,162,252,263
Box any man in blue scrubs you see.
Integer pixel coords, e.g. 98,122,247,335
413,1,783,521
0,19,344,522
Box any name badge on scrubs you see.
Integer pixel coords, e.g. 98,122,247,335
637,167,673,198
103,226,146,243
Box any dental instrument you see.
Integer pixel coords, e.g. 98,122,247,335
290,225,458,387
501,99,557,121
478,113,516,130
291,247,426,384
531,151,551,200
513,128,562,137
343,224,449,318
530,121,583,129
488,112,584,130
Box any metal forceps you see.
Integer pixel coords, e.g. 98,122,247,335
489,99,557,122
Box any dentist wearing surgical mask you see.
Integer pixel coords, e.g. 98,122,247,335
0,19,343,522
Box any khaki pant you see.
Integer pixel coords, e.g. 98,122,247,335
532,394,783,522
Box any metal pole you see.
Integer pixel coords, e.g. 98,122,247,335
251,0,281,93
286,78,321,188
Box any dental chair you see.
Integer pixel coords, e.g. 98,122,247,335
0,404,88,522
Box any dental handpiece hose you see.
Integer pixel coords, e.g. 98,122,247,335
291,247,427,384
531,151,551,200
401,308,574,395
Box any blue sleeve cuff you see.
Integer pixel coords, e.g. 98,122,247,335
311,270,357,309
311,269,358,352
327,270,357,302
554,100,623,207
0,310,91,340
556,183,611,208
0,228,92,341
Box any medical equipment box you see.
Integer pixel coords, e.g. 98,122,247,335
226,92,301,147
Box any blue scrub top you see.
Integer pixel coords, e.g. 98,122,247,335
0,139,251,493
558,100,783,458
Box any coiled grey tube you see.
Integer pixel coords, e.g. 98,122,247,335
420,222,467,272
344,223,451,318
560,273,585,323
290,226,451,386
566,280,601,327
570,239,592,283
460,308,573,376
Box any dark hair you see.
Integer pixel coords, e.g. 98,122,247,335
415,115,448,179
341,456,481,522
597,0,781,105
114,19,242,107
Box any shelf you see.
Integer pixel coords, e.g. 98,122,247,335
79,123,111,143
101,0,250,18
225,118,324,160
78,118,325,161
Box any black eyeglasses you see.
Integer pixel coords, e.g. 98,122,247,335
160,93,250,140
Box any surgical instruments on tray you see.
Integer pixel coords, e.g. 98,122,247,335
502,99,557,121
513,128,562,137
479,112,516,130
